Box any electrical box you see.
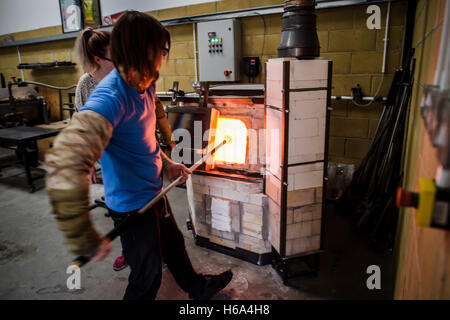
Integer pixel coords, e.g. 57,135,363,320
197,19,241,82
243,57,260,78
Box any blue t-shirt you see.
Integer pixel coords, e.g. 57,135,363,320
80,69,162,212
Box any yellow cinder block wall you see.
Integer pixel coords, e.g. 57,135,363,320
0,0,408,166
393,0,450,300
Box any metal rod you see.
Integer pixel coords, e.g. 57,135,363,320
22,80,77,90
193,23,199,84
71,139,228,268
139,139,227,214
331,95,387,101
381,1,391,74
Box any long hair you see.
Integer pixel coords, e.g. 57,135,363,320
110,11,170,83
74,27,111,73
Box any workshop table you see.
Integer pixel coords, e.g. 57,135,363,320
0,126,59,192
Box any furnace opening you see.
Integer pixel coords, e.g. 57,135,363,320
213,117,247,164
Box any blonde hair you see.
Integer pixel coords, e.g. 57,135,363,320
74,27,111,73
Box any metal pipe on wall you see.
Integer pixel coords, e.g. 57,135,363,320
193,22,199,85
381,1,391,74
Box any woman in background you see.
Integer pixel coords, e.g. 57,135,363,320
74,28,114,111
73,27,175,272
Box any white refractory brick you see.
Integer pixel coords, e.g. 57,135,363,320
237,241,272,254
291,90,327,102
248,129,259,166
289,118,319,138
291,131,325,155
242,203,264,215
212,212,231,223
316,187,323,203
231,202,240,233
288,153,319,164
205,210,211,224
203,176,236,191
288,174,294,192
194,200,206,223
211,228,236,241
267,59,283,81
252,118,265,129
287,188,316,208
194,191,204,202
209,235,236,249
293,170,323,190
211,198,232,232
242,212,263,226
287,163,323,191
209,187,223,198
312,220,321,236
311,235,320,250
249,193,268,206
223,190,250,203
192,183,209,194
293,204,321,223
289,59,329,82
287,208,294,224
286,221,312,240
212,219,231,232
191,174,204,185
265,107,282,179
288,162,324,173
268,197,281,251
286,237,312,256
194,222,210,238
186,176,196,219
290,79,328,89
206,196,212,211
265,173,281,206
313,204,322,220
266,79,283,108
291,98,327,120
242,221,263,239
253,108,265,120
235,180,263,194
239,233,267,247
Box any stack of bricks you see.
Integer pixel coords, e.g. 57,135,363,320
186,174,272,255
265,58,330,257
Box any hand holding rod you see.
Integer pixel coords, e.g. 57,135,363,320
71,139,228,268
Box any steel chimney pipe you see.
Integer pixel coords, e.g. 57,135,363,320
278,0,320,59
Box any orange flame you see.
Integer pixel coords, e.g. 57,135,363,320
213,117,247,164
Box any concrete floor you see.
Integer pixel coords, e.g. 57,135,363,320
0,150,394,300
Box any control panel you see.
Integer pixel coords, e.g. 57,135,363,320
198,19,241,82
207,32,223,54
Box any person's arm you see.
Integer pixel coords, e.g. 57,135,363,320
45,110,113,257
74,81,84,112
155,96,175,148
160,150,191,185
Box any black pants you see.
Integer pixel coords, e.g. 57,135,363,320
109,196,206,300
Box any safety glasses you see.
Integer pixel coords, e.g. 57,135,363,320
161,48,169,57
